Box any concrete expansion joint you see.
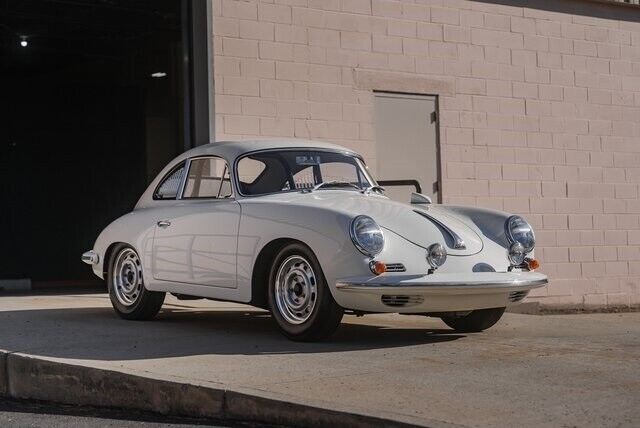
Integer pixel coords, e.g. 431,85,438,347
0,351,7,398
220,388,229,421
3,352,26,399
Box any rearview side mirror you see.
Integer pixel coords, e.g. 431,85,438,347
411,192,432,205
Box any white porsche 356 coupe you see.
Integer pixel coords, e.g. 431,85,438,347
83,139,547,341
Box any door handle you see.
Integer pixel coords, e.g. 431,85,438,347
157,220,171,228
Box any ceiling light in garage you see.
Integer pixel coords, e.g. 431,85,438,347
151,72,167,78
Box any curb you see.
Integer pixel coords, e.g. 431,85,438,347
0,350,442,428
6,353,224,419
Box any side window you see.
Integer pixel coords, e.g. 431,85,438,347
154,162,186,200
183,157,233,199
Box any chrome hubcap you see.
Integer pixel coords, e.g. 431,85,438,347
113,248,143,307
274,255,317,325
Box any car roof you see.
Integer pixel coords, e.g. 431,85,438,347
182,138,357,162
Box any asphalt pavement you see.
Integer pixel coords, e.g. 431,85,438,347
0,293,638,427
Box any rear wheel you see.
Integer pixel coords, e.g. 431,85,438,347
440,307,505,333
268,243,343,341
107,244,165,320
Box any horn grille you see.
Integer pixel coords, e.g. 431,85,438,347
508,290,529,302
381,295,424,307
385,263,406,272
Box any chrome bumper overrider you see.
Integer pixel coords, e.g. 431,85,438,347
81,250,99,265
336,272,548,295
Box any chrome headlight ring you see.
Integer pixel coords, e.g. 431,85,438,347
350,215,385,257
506,215,535,257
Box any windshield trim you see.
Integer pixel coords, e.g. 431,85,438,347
233,147,376,198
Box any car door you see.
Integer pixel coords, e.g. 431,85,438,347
151,156,240,288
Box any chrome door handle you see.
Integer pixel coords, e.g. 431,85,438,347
157,220,171,228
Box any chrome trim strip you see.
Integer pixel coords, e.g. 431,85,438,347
505,215,535,253
177,158,192,200
81,251,100,266
217,164,229,198
414,210,466,250
350,216,384,257
336,278,548,290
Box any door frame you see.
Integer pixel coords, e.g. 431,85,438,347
373,90,443,204
183,0,215,150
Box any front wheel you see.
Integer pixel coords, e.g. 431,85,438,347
268,243,343,341
440,307,506,333
107,244,165,320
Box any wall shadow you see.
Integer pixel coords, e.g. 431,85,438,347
483,0,640,22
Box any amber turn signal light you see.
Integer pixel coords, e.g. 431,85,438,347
369,260,387,275
526,258,540,271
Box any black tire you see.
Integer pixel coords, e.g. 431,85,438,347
441,307,506,333
107,244,165,321
267,243,343,341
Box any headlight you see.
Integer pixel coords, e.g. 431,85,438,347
508,242,526,265
426,243,447,269
506,215,535,253
350,215,384,257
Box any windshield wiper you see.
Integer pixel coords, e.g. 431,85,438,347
310,181,362,192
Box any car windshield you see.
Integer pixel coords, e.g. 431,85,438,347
236,150,375,196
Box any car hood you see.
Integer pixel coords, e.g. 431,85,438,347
243,191,483,256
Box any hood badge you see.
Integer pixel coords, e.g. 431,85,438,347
414,210,467,250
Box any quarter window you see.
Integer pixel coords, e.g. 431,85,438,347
183,157,232,199
154,162,186,200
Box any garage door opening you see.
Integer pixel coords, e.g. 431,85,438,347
0,0,209,286
374,92,441,204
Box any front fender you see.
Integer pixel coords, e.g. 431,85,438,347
440,205,513,250
237,203,372,304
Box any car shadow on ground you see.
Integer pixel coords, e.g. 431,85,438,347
1,298,464,361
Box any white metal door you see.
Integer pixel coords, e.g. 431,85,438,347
151,201,240,288
374,92,440,203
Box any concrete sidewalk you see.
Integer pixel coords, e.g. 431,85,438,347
0,294,638,427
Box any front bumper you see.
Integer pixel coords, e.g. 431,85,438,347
333,271,547,313
337,271,547,294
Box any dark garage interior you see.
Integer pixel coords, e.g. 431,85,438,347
0,0,204,285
